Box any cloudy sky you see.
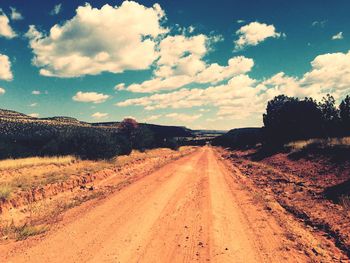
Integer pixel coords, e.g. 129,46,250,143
1,0,350,130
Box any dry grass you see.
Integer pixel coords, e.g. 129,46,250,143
340,195,350,211
286,137,350,151
0,156,77,170
0,185,12,201
14,224,48,240
0,148,193,191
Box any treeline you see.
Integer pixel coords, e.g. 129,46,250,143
213,94,350,149
0,118,180,160
263,94,350,147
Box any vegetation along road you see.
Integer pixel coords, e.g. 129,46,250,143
2,147,347,262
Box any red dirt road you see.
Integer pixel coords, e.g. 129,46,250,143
2,147,327,262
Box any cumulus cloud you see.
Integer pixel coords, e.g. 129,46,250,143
332,32,343,40
73,91,110,103
300,51,350,99
166,113,202,122
0,54,13,81
91,112,109,119
26,1,167,77
10,7,23,20
118,49,350,126
126,32,254,93
234,22,283,50
0,87,5,95
50,4,62,16
0,10,16,38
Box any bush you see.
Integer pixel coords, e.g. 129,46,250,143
163,138,179,150
43,128,131,160
133,126,155,151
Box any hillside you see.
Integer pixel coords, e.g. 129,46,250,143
0,108,194,138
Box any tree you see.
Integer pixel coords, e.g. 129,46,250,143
319,94,340,136
263,95,323,147
133,126,155,151
340,95,350,133
118,118,139,148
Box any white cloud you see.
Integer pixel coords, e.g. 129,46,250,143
114,83,126,91
29,102,38,107
0,10,16,38
32,90,41,95
312,20,327,27
125,33,253,93
0,87,5,95
118,49,350,127
166,113,202,122
91,112,109,119
300,51,350,99
0,54,13,80
236,19,245,24
118,74,260,110
332,32,343,40
234,22,283,50
196,56,254,84
73,91,110,103
125,32,253,93
26,1,167,77
50,4,62,16
144,114,162,121
28,113,39,118
10,7,23,20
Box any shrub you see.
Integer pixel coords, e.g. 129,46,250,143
163,138,179,150
0,185,12,202
133,126,155,151
43,128,131,160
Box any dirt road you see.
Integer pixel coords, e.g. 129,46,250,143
2,147,329,262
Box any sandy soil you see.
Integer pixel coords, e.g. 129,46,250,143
1,147,343,262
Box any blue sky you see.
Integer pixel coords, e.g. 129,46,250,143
1,0,350,130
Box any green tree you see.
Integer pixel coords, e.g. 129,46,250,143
340,95,350,132
319,94,340,136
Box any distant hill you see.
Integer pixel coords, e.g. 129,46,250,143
212,127,263,148
0,108,194,138
0,109,33,119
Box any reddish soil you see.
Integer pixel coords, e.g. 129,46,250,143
219,147,350,260
1,147,347,262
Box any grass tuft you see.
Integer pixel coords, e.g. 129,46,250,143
286,137,350,152
0,185,12,201
340,195,350,211
15,224,48,240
